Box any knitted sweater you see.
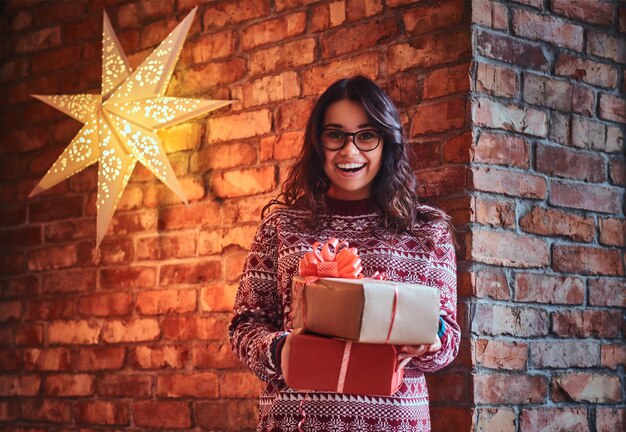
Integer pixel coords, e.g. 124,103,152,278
229,197,460,432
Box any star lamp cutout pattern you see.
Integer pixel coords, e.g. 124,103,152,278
30,7,232,246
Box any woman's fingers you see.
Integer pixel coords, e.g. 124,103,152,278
426,336,442,353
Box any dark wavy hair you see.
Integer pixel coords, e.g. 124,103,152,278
263,75,454,238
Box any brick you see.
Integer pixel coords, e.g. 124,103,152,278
555,53,618,88
473,131,529,168
201,283,238,312
132,345,187,369
202,0,270,29
0,203,26,226
589,278,625,308
98,374,152,397
530,341,600,368
142,177,204,208
219,371,264,398
514,273,585,305
0,301,20,323
310,1,346,31
553,0,613,25
77,292,133,317
211,166,276,198
473,269,510,300
171,58,246,95
523,73,578,113
475,62,518,98
601,344,626,369
75,346,125,371
226,251,249,282
45,373,94,396
48,320,100,345
136,233,197,260
609,157,625,185
430,407,473,432
240,72,300,108
44,219,96,243
102,319,160,343
0,250,24,274
207,109,272,142
301,52,379,96
551,373,621,403
275,98,315,132
249,38,316,76
401,0,462,35
0,349,21,370
599,218,626,247
15,27,61,53
606,125,624,152
261,132,304,162
442,132,472,164
196,399,258,430
474,97,547,137
107,210,158,236
550,181,622,214
475,30,549,71
416,165,467,197
0,400,19,421
475,408,516,432
411,98,467,135
472,0,507,29
240,12,306,50
0,225,40,249
571,117,620,152
474,373,546,404
193,142,256,172
22,399,71,422
222,196,268,225
24,348,71,371
162,315,229,341
411,141,441,170
423,63,470,100
344,0,383,20
520,207,594,243
133,401,191,429
472,196,515,228
587,30,626,64
471,167,547,199
552,310,621,338
158,201,221,230
599,93,626,123
100,266,156,290
15,323,43,345
535,144,606,183
514,10,584,51
425,372,468,403
322,17,396,58
1,275,38,299
387,30,470,74
183,30,234,65
159,260,221,285
553,245,624,276
597,408,625,432
0,374,40,396
75,400,129,426
136,289,196,315
520,408,589,432
27,244,77,271
192,343,240,369
157,372,219,398
474,304,548,337
474,339,528,370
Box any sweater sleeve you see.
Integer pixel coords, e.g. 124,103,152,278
228,215,288,382
407,221,460,372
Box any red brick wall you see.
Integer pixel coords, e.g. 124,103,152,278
0,0,472,430
469,0,625,430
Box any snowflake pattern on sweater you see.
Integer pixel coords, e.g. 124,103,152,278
229,200,460,432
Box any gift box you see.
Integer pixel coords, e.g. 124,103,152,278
291,276,440,345
282,332,403,396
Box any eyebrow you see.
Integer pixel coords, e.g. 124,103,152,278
324,123,373,128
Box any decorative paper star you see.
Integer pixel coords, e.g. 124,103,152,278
30,7,232,246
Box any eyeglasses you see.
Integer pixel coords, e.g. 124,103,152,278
318,128,382,152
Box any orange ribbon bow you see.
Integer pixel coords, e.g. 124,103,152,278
299,238,362,279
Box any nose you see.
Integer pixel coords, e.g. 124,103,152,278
339,135,359,155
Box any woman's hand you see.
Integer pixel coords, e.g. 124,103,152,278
396,335,442,363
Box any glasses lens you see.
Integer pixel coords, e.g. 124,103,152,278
355,130,380,150
320,129,346,150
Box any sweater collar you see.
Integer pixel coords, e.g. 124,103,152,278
325,195,378,216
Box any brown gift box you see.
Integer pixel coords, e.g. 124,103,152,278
282,332,403,396
291,276,440,345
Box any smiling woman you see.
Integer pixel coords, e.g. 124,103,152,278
229,75,460,432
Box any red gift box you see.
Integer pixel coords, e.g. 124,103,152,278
282,333,403,396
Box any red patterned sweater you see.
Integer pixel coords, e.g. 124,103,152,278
229,197,460,432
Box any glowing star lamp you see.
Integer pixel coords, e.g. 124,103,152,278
29,7,233,246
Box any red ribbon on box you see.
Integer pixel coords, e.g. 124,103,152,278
299,238,363,280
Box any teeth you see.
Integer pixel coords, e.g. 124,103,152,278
337,163,365,169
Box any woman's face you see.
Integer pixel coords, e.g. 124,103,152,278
321,99,384,200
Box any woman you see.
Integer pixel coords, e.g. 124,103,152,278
229,75,460,432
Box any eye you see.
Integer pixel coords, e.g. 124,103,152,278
357,130,378,141
323,130,345,140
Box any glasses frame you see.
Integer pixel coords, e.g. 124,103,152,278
317,128,382,152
